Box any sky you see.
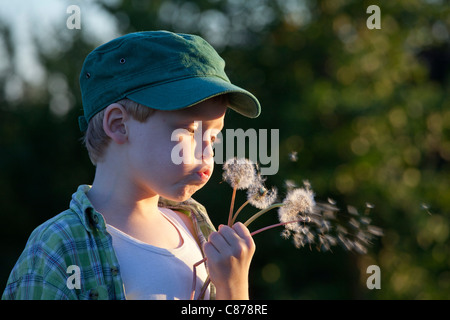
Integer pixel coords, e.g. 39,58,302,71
0,0,120,85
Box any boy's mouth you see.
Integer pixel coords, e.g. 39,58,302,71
197,168,211,181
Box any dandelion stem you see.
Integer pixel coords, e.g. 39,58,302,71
228,185,237,226
231,199,251,225
198,277,211,300
243,203,284,227
190,257,207,300
250,219,305,236
191,218,307,299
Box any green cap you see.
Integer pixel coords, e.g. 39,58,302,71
78,31,261,131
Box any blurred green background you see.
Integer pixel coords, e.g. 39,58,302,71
1,0,449,299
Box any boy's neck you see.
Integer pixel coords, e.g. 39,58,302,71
87,163,161,226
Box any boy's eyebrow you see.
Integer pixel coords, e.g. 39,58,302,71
174,119,224,131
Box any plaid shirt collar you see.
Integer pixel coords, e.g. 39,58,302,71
70,185,216,241
70,185,106,233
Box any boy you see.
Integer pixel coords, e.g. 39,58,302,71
2,31,261,300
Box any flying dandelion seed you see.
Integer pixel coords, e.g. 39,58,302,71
288,151,298,162
328,198,337,205
284,179,297,191
347,205,359,216
365,202,375,209
421,203,432,215
273,180,383,253
367,225,384,237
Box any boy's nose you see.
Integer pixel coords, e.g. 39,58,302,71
202,140,214,160
194,138,214,163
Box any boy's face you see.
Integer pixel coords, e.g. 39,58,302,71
124,98,227,202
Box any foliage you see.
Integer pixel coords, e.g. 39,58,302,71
1,0,449,299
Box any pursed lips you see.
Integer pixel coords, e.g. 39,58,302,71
196,166,212,182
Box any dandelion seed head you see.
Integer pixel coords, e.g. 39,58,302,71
278,187,316,222
247,185,278,209
222,158,257,190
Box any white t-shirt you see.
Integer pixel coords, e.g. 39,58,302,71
106,207,210,300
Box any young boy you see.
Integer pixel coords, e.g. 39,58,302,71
2,31,261,300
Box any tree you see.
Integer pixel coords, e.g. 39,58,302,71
1,0,449,299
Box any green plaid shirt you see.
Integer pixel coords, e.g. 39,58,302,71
2,185,216,300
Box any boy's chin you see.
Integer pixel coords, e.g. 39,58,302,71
162,186,201,203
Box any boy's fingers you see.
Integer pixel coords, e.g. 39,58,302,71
207,229,231,253
232,222,252,238
232,222,255,251
205,223,255,260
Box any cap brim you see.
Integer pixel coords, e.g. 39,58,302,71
126,76,261,118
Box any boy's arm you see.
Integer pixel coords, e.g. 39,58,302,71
2,273,72,300
203,223,255,300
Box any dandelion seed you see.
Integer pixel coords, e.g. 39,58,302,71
325,235,337,246
421,203,430,210
284,179,297,190
353,241,368,254
338,234,353,251
319,237,331,252
302,180,312,190
360,217,371,225
365,202,375,209
347,205,359,216
281,229,291,240
293,233,306,248
305,230,315,243
288,151,298,162
421,203,432,215
318,220,332,233
367,225,384,237
348,217,360,229
336,225,348,235
328,198,337,205
323,210,337,220
317,200,339,213
222,158,257,190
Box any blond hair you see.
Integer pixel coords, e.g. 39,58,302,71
83,99,155,165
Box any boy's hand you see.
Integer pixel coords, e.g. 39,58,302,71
203,222,256,300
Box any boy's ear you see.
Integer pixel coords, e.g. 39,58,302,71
103,103,129,144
